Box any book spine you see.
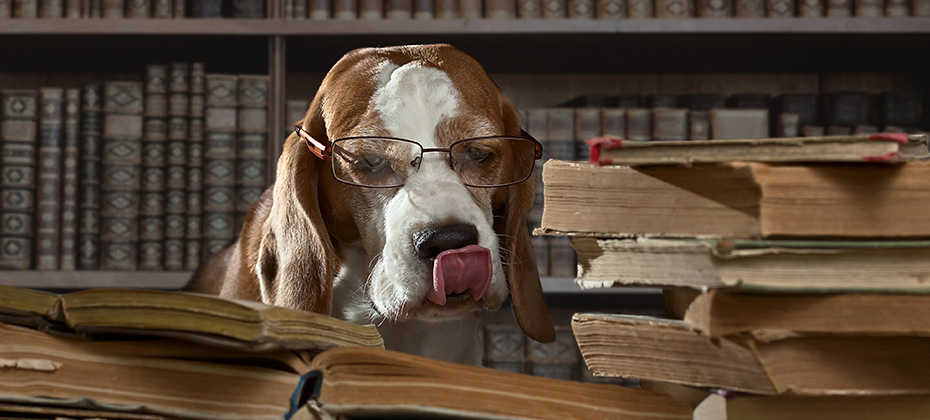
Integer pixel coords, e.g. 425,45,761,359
777,112,800,137
524,108,547,277
854,0,882,15
231,0,265,17
548,236,576,278
140,64,169,271
162,63,190,271
101,0,122,16
100,81,143,271
412,0,432,17
915,0,930,15
734,0,764,16
0,90,38,270
652,108,689,141
709,109,770,139
485,0,514,16
518,0,541,15
435,0,458,17
567,0,594,16
527,326,580,381
885,0,910,15
125,0,149,16
655,0,691,17
879,91,922,130
627,0,652,16
625,108,652,141
824,91,876,132
599,108,625,139
292,0,306,18
38,0,63,16
152,0,171,16
78,83,102,270
173,0,184,16
333,0,356,18
483,324,527,374
826,0,851,15
35,88,64,271
188,0,223,16
458,0,481,16
689,110,710,140
186,62,206,271
546,108,575,162
767,0,794,16
308,0,328,17
695,0,730,16
542,0,566,15
204,74,239,261
646,93,678,109
573,108,600,162
14,0,38,17
798,0,822,14
0,0,10,17
596,0,625,16
236,75,269,239
64,0,78,17
384,0,411,17
59,89,80,271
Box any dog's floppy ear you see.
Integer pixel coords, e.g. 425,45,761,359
256,99,337,315
501,105,555,344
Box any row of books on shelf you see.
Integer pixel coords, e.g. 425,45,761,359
282,0,930,19
0,64,270,271
0,0,266,18
535,123,930,417
0,284,693,420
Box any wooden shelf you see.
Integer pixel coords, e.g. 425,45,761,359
0,17,927,35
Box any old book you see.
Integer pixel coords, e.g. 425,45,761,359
694,393,930,420
435,0,457,17
709,109,769,139
626,0,651,15
696,0,731,16
0,0,10,16
286,99,309,126
655,0,691,16
0,89,38,270
854,0,882,15
35,88,64,271
188,0,222,16
186,62,207,271
885,0,909,14
78,83,103,270
484,323,527,374
518,0,542,15
13,0,38,16
824,91,876,132
567,0,594,16
571,237,930,293
231,0,265,17
546,108,575,161
652,108,689,141
486,0,515,16
596,0,624,16
539,158,930,238
301,346,692,419
100,82,144,271
236,75,269,233
776,112,800,137
527,325,579,380
734,0,764,16
826,0,851,15
625,108,652,142
774,93,818,127
646,93,679,109
333,0,356,18
101,0,122,16
767,0,794,15
573,313,930,396
125,0,148,16
573,108,600,161
292,0,307,18
682,92,725,111
152,0,171,16
542,0,566,16
600,108,625,138
140,65,169,271
38,0,63,16
458,0,481,17
309,0,329,17
879,90,922,129
384,0,411,17
798,0,823,14
915,0,930,15
204,74,239,259
59,88,80,271
689,110,710,140
162,63,190,271
410,0,431,17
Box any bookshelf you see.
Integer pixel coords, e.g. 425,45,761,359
2,15,929,290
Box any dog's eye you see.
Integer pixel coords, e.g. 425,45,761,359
354,154,391,173
465,147,492,163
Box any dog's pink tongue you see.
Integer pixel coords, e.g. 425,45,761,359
427,245,492,306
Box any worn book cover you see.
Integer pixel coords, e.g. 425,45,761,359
204,74,239,260
78,83,103,270
140,64,169,271
59,88,80,270
0,89,38,270
35,88,64,270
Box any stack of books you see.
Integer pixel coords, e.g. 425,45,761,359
0,284,692,420
537,133,930,418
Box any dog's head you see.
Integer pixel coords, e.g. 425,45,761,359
261,44,554,343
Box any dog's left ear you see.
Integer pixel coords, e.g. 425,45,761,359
500,103,556,344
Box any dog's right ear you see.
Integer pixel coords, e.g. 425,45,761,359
256,108,338,315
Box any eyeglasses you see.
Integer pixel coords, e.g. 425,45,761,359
294,125,543,188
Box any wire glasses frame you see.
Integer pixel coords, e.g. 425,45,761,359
294,125,544,188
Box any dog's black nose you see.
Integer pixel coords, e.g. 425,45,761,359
413,223,479,260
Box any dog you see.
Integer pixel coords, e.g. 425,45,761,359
186,44,554,365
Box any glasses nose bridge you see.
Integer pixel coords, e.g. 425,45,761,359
414,147,454,171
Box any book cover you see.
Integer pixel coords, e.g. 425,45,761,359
139,64,169,271
776,112,800,137
826,0,851,15
696,0,731,16
35,88,64,271
162,63,190,271
14,0,38,16
125,0,149,16
824,91,876,131
543,0,566,16
518,0,542,16
854,0,882,15
412,0,433,17
152,0,171,16
204,74,239,260
689,110,710,140
309,0,329,18
100,82,144,271
231,0,265,17
567,0,594,17
599,108,624,139
627,0,651,15
546,108,574,161
596,0,625,16
435,0,457,17
709,109,769,139
527,325,579,381
798,0,823,14
59,88,80,271
483,323,527,374
879,90,922,129
655,0,691,16
625,108,652,142
885,0,909,14
38,0,63,16
540,158,930,238
236,75,269,234
734,0,764,16
101,0,122,16
652,108,689,141
186,62,206,271
645,93,678,109
357,0,379,17
384,0,411,17
78,83,103,270
486,0,515,16
916,0,930,15
573,108,600,161
0,89,38,270
767,0,794,15
333,0,357,18
458,0,481,17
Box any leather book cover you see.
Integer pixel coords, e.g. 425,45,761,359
824,91,876,128
384,0,411,18
235,75,268,236
798,0,822,15
152,0,171,17
358,0,380,18
125,0,149,16
100,81,143,271
78,83,102,270
879,90,922,129
652,108,689,141
573,108,600,162
518,0,542,16
627,0,653,16
14,0,38,17
412,0,432,18
767,0,794,16
689,110,710,140
826,0,851,16
486,0,515,17
101,0,122,16
600,108,625,139
567,0,594,17
596,0,625,17
854,0,882,15
1,89,39,270
185,62,206,271
59,88,80,271
543,0,566,17
231,0,265,17
38,0,63,16
140,65,169,271
333,0,357,18
709,109,769,139
484,324,527,374
35,88,64,271
696,0,730,16
646,93,679,109
435,0,457,17
458,0,481,17
655,0,691,17
885,0,909,15
204,74,239,264
162,64,191,271
734,0,763,16
625,108,652,142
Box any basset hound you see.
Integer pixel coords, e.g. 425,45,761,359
186,44,555,365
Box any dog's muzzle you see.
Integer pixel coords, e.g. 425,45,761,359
413,224,492,306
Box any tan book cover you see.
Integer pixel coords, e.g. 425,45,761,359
567,0,594,16
696,0,731,16
435,0,457,17
624,108,652,141
0,89,39,270
798,0,823,14
596,0,625,16
485,0,515,16
518,0,542,15
709,109,769,139
333,0,356,17
652,108,688,141
627,0,651,15
767,0,794,16
734,0,763,15
655,0,691,16
35,88,64,271
542,0,565,16
539,158,930,238
458,0,481,17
